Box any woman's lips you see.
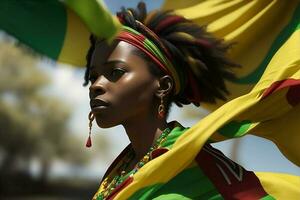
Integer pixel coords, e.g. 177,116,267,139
91,105,108,113
90,99,109,112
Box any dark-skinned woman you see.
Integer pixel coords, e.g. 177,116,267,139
84,2,299,200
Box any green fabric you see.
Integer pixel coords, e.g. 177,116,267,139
0,0,67,59
260,195,276,200
150,166,222,200
63,0,120,40
122,26,174,76
218,120,252,138
125,122,273,199
127,184,164,200
128,166,222,200
127,123,222,200
96,122,274,199
161,126,189,149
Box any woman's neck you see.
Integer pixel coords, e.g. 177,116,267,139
122,114,168,162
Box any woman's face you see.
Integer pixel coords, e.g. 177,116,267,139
89,41,159,128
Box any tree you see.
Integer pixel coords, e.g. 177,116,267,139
0,37,90,182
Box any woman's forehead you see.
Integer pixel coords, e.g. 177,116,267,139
91,41,146,69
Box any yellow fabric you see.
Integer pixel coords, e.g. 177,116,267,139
112,1,300,199
162,0,299,110
63,0,121,40
210,29,300,165
58,8,90,66
255,172,300,200
59,0,121,67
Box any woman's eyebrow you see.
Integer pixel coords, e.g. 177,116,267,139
103,60,127,66
89,60,127,73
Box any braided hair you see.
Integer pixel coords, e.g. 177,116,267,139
84,2,239,108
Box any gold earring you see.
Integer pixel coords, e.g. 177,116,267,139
86,112,95,148
158,96,165,119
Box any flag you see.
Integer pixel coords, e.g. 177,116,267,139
163,0,300,110
0,0,121,66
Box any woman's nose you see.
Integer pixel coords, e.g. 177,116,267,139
89,76,107,98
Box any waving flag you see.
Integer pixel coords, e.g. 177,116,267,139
0,0,121,66
158,0,300,166
163,0,300,110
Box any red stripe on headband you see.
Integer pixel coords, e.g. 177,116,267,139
117,31,170,75
155,16,185,33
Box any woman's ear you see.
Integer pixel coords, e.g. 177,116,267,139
155,75,174,98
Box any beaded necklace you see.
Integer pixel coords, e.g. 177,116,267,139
98,126,172,199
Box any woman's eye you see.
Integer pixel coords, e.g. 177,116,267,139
111,68,125,78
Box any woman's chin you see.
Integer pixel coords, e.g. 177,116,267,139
95,118,118,128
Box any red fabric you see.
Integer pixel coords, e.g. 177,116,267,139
195,144,269,200
262,78,300,99
150,148,169,159
108,176,134,200
117,31,171,75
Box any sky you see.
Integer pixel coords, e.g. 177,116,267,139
2,0,299,179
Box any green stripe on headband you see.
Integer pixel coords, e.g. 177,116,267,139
121,26,183,95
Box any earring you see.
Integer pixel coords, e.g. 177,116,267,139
158,96,165,119
86,111,95,148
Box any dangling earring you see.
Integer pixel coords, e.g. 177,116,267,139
158,96,165,119
86,112,94,148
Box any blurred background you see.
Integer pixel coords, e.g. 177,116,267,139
0,1,299,200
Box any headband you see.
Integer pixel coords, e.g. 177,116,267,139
116,25,185,95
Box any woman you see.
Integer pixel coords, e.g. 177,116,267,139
84,2,297,200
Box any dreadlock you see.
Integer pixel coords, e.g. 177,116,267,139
84,2,239,108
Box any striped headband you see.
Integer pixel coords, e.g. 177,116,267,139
116,25,185,95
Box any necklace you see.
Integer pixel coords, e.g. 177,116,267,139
97,126,172,199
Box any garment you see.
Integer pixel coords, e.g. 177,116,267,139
93,121,299,200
